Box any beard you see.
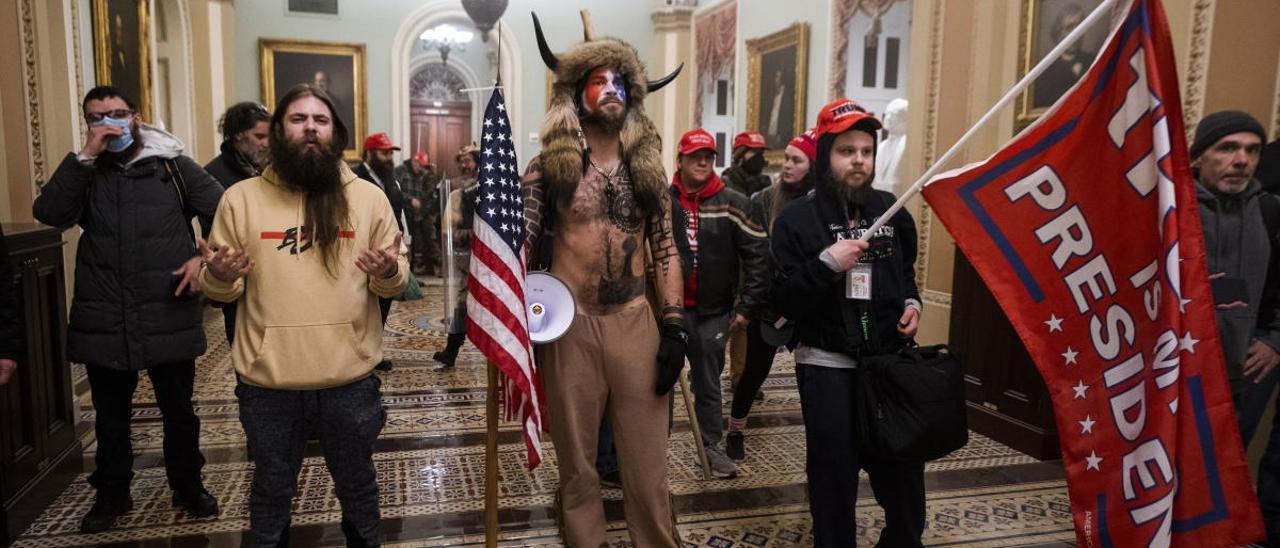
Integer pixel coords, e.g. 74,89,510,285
581,103,626,134
270,134,343,194
269,133,349,274
370,156,396,186
824,169,873,209
235,138,269,169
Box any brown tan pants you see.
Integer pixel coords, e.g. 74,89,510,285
728,327,747,383
539,300,679,547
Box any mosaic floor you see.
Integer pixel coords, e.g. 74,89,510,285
14,281,1082,547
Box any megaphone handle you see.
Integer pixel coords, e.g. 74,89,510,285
678,368,712,480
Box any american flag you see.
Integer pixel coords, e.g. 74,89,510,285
466,90,545,468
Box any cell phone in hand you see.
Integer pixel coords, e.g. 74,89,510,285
1210,277,1249,305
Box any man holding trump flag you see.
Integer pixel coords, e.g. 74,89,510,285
858,0,1269,545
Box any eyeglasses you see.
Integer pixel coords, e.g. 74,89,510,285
84,109,135,123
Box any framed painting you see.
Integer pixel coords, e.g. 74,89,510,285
260,38,367,160
746,22,808,161
1016,0,1108,130
92,0,152,120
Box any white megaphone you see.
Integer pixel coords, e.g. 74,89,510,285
526,271,576,344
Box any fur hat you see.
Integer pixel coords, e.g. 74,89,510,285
533,12,682,211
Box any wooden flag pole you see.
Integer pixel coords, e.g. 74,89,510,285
678,369,712,480
485,360,500,547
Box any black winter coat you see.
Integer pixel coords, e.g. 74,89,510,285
203,141,259,189
771,186,920,356
669,184,769,318
34,150,223,370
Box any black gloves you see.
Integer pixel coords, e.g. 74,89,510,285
655,321,689,395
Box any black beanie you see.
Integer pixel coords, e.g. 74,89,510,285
1190,110,1267,159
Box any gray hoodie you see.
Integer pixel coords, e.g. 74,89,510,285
1195,178,1280,395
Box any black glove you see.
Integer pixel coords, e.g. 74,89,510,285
655,322,689,395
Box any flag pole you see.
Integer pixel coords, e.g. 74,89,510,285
485,359,500,548
857,0,1120,241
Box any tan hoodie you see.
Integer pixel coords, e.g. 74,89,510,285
199,164,409,389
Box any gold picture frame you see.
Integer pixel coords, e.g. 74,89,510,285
746,23,809,163
92,0,152,120
260,38,367,160
1015,0,1106,131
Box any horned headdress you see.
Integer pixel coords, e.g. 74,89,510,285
533,11,682,210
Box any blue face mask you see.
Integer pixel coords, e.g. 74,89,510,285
93,116,135,153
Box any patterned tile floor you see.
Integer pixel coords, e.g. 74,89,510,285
16,282,1080,547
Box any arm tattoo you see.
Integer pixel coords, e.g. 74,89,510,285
646,193,680,274
522,177,546,260
647,193,684,323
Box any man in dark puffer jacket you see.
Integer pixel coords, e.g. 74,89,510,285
34,86,224,533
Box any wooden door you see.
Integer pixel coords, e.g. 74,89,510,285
949,250,1060,459
409,100,471,178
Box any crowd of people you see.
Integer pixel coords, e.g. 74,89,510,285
1,24,1279,548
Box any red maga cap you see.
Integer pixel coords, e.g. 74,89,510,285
362,132,400,152
814,98,881,137
412,151,430,165
678,129,718,155
732,130,767,150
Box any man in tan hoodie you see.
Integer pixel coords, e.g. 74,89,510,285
199,84,407,547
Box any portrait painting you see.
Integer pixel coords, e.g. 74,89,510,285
260,38,367,160
92,0,152,120
1017,0,1109,128
746,23,809,158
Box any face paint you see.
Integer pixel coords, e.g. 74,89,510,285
581,67,627,115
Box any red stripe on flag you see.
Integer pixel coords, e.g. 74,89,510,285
470,235,526,303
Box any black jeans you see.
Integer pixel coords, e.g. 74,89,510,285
237,374,386,547
85,361,206,495
796,363,926,547
730,320,779,420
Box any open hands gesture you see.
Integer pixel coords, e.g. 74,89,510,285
356,232,402,278
203,239,254,283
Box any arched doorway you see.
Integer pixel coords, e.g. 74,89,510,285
408,63,472,178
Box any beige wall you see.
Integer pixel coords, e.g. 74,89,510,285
907,0,1280,345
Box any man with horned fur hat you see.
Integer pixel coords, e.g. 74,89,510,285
523,11,687,547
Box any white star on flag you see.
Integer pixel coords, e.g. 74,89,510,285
1045,314,1064,332
1085,451,1102,471
484,118,493,127
1179,331,1200,353
1079,415,1096,434
1073,379,1089,399
1062,347,1079,365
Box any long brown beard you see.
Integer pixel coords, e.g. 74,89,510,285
270,136,350,275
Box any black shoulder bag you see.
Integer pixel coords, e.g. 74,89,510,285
853,343,968,462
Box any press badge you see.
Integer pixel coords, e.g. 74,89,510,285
846,263,872,300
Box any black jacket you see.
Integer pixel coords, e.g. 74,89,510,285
203,141,259,189
0,224,19,362
33,135,223,370
354,163,406,233
722,164,771,197
669,182,769,318
771,186,920,356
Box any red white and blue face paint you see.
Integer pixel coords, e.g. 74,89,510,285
581,67,627,115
